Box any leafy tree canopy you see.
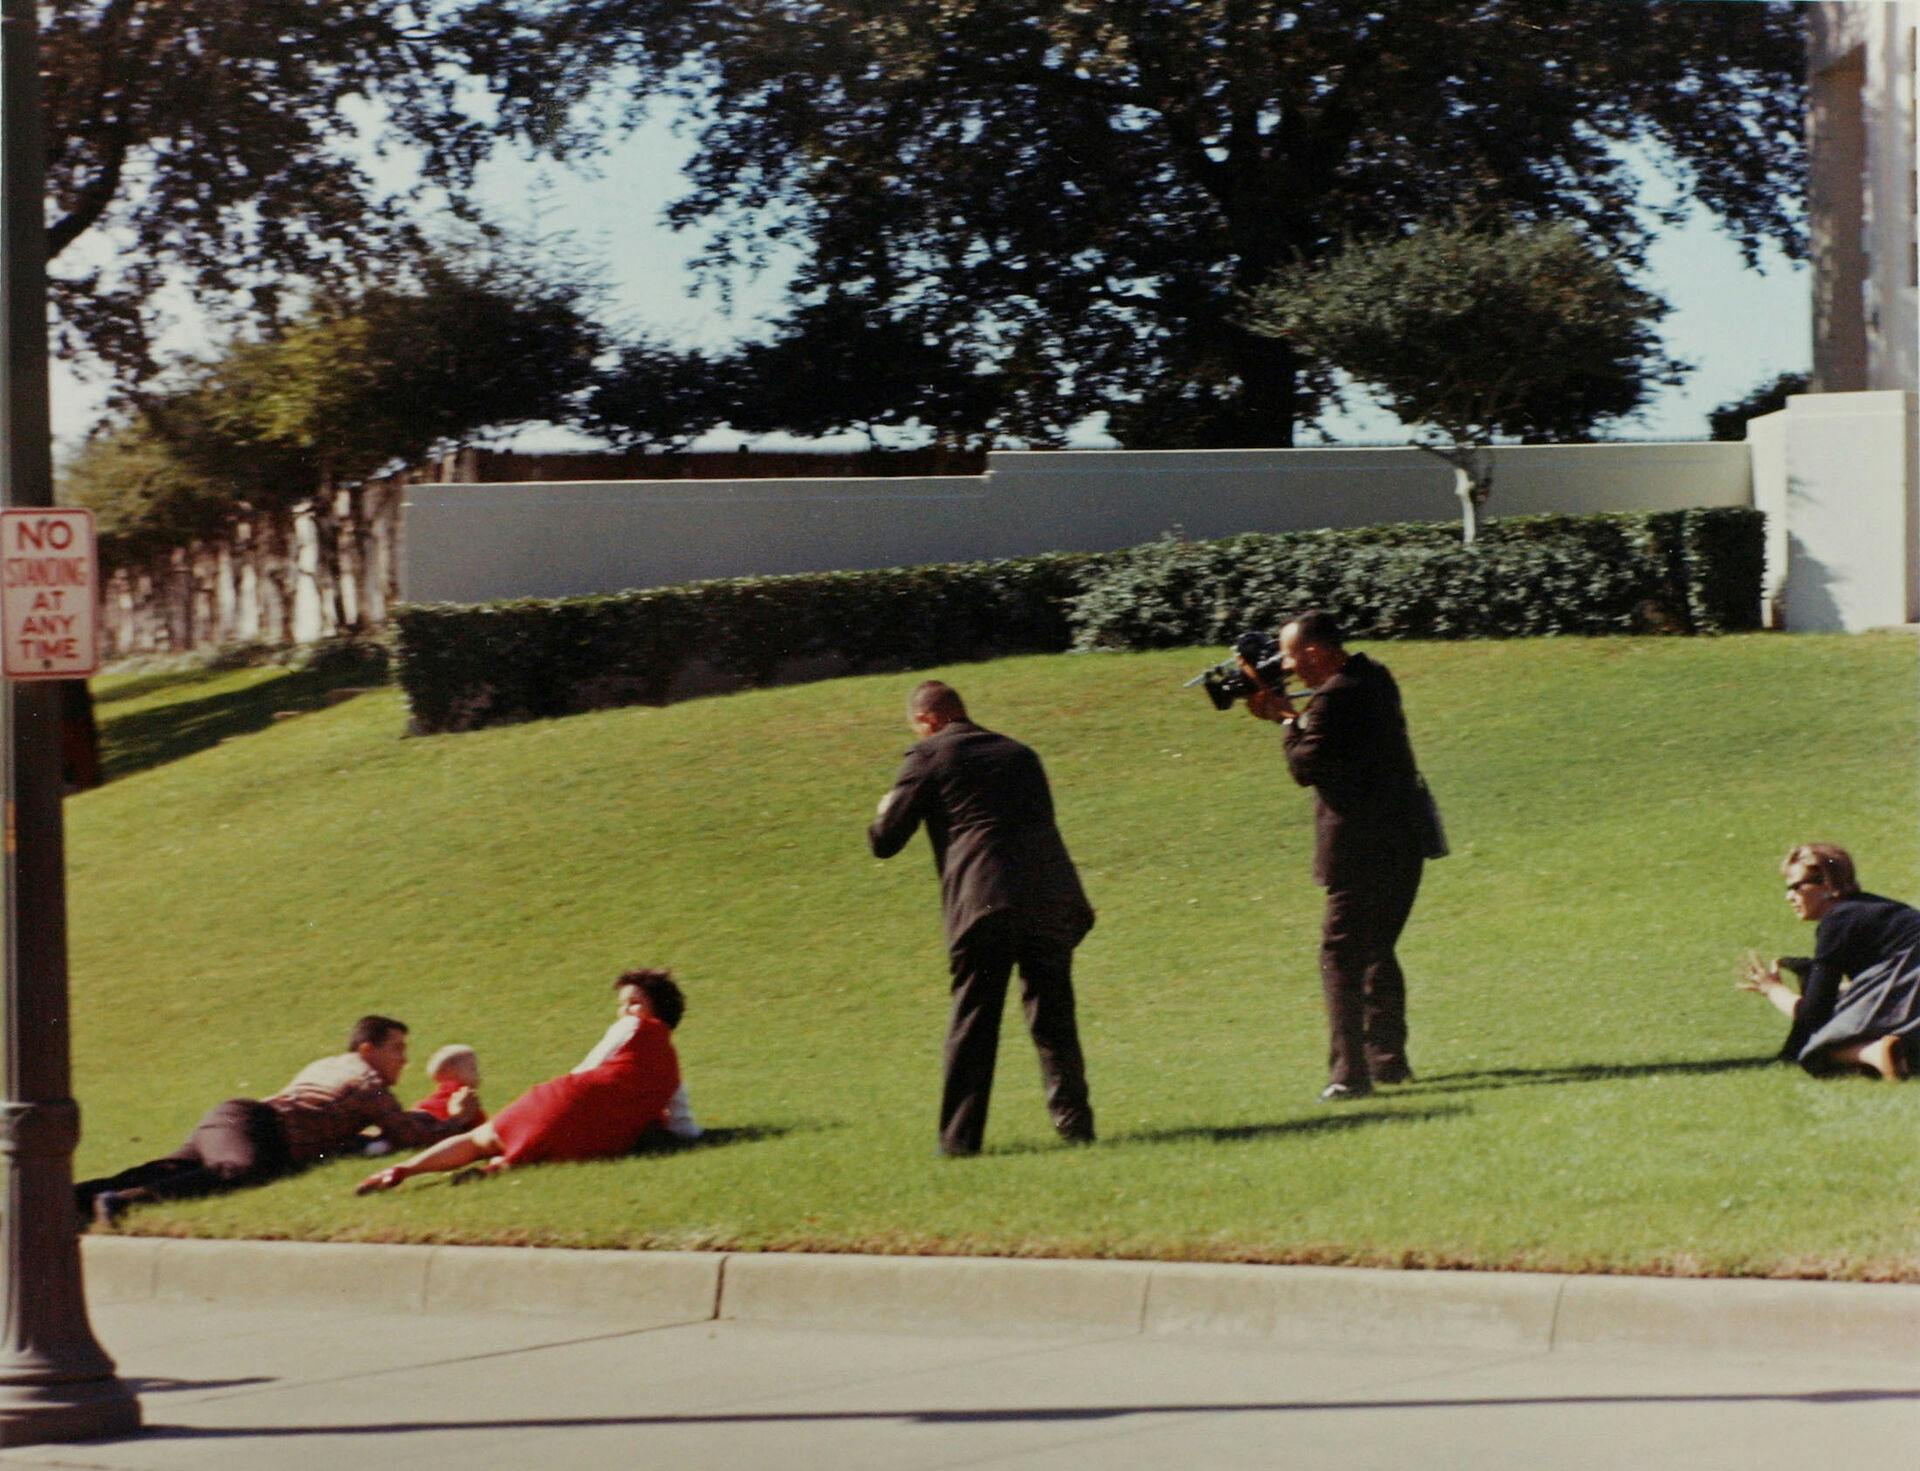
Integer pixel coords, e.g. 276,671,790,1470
58,416,239,568
1707,369,1808,441
61,254,605,571
459,0,1806,449
42,0,499,379
1248,218,1686,538
195,254,606,487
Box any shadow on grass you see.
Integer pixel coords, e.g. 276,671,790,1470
630,1123,805,1156
95,669,244,707
1109,1104,1468,1150
98,667,390,783
976,1105,1468,1156
1408,1056,1779,1097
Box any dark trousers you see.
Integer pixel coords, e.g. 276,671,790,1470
75,1099,292,1215
941,912,1094,1155
1320,849,1424,1087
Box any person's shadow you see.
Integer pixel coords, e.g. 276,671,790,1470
1402,1055,1778,1098
628,1122,808,1155
1108,1103,1468,1150
971,1105,1467,1155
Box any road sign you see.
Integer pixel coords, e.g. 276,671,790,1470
1,509,98,679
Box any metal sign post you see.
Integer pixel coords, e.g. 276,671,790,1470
0,0,139,1447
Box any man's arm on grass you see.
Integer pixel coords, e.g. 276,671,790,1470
365,1083,474,1149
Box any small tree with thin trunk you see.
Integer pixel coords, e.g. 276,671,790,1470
1248,220,1686,542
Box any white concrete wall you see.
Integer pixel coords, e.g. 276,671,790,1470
1751,390,1918,631
402,441,1751,605
1746,408,1792,626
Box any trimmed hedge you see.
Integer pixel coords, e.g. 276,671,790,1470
395,508,1763,733
395,554,1091,734
1066,509,1765,647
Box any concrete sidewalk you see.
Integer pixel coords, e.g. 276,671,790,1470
77,1236,1920,1361
1,1291,1913,1470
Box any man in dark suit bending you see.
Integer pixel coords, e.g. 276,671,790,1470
868,680,1096,1156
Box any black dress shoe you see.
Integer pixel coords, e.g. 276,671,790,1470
1372,1064,1416,1086
1317,1081,1372,1103
90,1191,130,1231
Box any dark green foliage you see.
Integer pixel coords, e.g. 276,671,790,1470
1069,511,1766,648
1707,371,1809,441
44,2,503,379
475,0,1806,448
395,510,1763,734
1671,507,1769,635
395,556,1091,733
1249,220,1688,457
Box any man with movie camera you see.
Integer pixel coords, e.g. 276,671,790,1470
1245,610,1440,1102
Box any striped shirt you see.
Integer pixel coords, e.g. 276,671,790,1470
265,1054,463,1164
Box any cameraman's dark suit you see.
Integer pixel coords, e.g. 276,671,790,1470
1283,653,1427,1090
869,721,1096,1155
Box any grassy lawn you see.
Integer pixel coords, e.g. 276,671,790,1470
66,633,1920,1279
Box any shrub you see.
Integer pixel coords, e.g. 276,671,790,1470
395,509,1763,733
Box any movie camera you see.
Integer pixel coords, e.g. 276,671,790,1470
1184,630,1294,712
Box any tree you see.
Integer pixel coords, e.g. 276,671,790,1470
41,1,499,379
65,256,604,635
457,0,1805,448
194,255,605,629
579,341,731,452
1707,370,1808,441
584,298,1081,451
1248,219,1685,541
59,417,241,570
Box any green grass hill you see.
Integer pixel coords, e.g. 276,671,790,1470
67,633,1920,1278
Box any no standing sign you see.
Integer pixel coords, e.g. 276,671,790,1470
1,508,99,679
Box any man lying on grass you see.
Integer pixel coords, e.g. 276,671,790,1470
356,970,686,1193
78,1015,478,1230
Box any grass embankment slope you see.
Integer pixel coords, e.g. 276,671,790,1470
68,635,1920,1278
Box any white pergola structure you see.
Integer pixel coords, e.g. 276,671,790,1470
1751,2,1919,631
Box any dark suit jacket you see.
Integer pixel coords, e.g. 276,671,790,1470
868,720,1095,948
1282,652,1425,887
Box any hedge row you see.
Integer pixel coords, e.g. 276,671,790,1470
394,507,1763,733
394,554,1091,734
1067,508,1766,648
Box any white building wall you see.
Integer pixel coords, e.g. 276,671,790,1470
402,442,1751,606
1753,391,1918,631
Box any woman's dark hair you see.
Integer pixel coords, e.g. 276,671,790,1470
616,968,686,1030
349,1015,407,1051
1782,843,1861,897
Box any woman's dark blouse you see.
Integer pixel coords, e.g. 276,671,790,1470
1782,892,1920,1058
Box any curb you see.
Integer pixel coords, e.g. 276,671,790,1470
80,1238,1919,1365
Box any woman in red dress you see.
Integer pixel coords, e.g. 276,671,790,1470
355,970,684,1193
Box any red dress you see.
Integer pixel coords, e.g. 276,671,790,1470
489,1016,681,1166
412,1078,487,1124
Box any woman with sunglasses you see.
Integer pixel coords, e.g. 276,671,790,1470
1739,843,1920,1079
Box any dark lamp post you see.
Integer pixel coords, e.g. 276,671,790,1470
0,0,140,1447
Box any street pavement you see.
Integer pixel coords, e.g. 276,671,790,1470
0,1294,1912,1471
